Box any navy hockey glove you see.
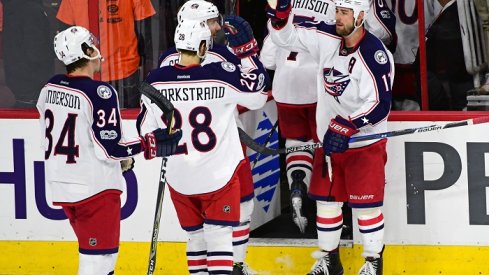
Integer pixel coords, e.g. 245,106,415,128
323,116,359,156
223,15,258,58
141,128,183,159
266,0,292,28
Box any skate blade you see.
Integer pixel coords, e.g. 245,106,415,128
292,208,307,233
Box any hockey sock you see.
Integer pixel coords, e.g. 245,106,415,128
204,224,234,274
186,227,208,274
316,201,343,251
77,253,118,275
355,207,385,258
233,199,253,263
285,139,314,189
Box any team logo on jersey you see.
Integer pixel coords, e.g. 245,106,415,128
374,50,388,65
323,67,350,96
97,85,112,99
223,205,231,213
89,238,97,246
221,62,236,72
100,130,118,140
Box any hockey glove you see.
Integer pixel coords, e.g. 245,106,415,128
141,128,183,160
223,15,258,58
266,0,292,28
120,158,135,173
323,116,359,156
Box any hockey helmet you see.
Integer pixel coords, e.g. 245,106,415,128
53,26,102,66
174,20,213,57
177,0,221,24
335,0,370,25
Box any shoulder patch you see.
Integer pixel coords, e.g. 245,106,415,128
374,50,388,65
97,85,112,99
221,62,236,72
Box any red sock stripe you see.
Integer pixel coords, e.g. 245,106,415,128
207,259,234,267
232,228,250,237
316,215,343,224
187,259,207,266
358,213,384,226
286,155,313,164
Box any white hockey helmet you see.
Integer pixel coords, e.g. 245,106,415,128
335,0,370,25
177,0,221,24
174,20,213,57
53,26,102,66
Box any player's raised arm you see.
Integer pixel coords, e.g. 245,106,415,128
220,15,270,110
265,0,333,59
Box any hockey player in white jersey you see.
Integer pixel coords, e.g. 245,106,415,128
260,0,395,234
36,26,181,275
267,0,394,274
386,0,441,109
137,17,268,274
159,2,260,273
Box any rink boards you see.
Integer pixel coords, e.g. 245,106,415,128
2,110,489,274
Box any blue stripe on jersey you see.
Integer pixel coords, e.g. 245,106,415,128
49,75,142,159
210,44,241,64
147,55,269,94
372,0,397,51
158,47,178,66
352,32,392,128
373,1,396,36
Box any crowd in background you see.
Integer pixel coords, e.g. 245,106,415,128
0,0,481,111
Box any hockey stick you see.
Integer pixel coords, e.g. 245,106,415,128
138,81,175,275
239,116,489,155
139,81,175,133
147,157,168,275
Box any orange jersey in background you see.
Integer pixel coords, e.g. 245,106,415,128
57,0,155,81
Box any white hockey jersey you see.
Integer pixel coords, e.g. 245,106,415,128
269,19,394,148
159,44,250,129
137,56,268,195
386,0,441,65
261,0,396,105
37,75,143,204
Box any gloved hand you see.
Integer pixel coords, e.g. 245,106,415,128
323,116,359,156
223,15,259,58
265,0,292,21
141,128,183,159
120,158,135,173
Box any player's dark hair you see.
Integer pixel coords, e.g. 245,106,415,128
177,41,208,57
66,43,93,73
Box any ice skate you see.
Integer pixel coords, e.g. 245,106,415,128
307,250,344,275
290,170,308,233
358,257,382,275
232,262,255,275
